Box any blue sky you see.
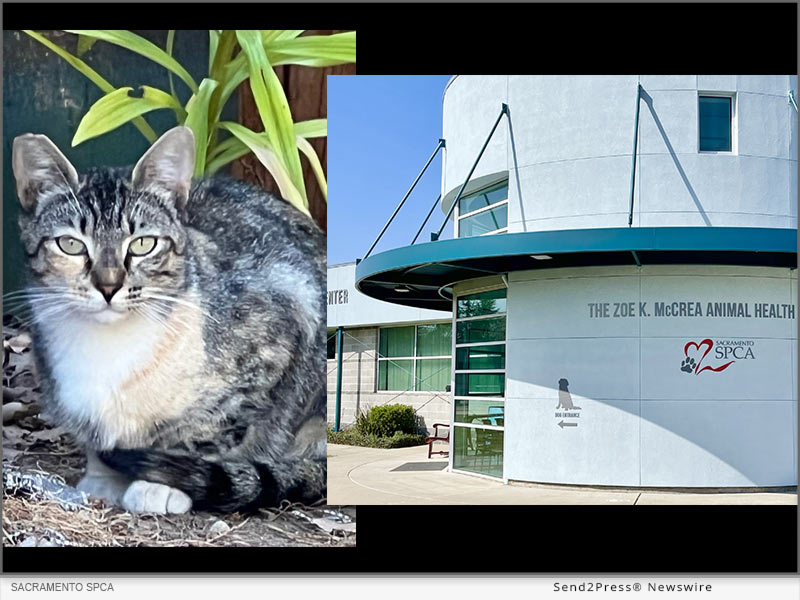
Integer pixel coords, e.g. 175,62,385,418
327,75,453,265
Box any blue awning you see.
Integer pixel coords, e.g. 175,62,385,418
355,227,797,310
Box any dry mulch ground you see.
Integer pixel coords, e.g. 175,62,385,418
2,313,355,547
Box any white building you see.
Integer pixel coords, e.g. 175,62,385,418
343,75,798,488
327,262,451,430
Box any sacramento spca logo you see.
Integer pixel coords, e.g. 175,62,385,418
679,339,755,375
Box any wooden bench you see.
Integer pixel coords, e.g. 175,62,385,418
425,423,450,458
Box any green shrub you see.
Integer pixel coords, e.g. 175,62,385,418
355,405,418,438
327,428,426,449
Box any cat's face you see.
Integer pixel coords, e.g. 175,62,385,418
12,127,195,325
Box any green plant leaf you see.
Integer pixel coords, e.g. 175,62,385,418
206,123,327,180
261,30,305,44
63,30,199,93
266,31,356,67
76,35,97,57
165,31,178,100
72,86,185,147
207,30,239,152
205,136,249,174
235,29,306,205
184,78,219,176
22,30,157,144
295,119,327,138
209,30,237,83
218,121,309,215
213,55,248,122
297,136,327,201
208,30,220,75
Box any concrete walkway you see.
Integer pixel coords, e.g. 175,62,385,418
327,444,798,505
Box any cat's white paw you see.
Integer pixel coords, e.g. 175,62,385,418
121,480,192,514
77,474,130,506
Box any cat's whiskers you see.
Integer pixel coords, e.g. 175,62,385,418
132,304,181,337
17,303,77,329
3,288,76,302
4,292,86,314
139,302,195,335
140,291,219,324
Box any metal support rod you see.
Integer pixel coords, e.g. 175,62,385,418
432,104,510,240
362,138,445,259
411,194,441,245
334,326,344,432
628,84,642,227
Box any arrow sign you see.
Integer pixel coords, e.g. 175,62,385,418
558,420,578,429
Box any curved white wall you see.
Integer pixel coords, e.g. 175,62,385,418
442,75,798,232
503,265,797,487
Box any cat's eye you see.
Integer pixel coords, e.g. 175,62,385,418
128,236,157,256
55,236,87,256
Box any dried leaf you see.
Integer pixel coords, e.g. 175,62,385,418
2,446,24,461
28,426,67,445
2,423,30,447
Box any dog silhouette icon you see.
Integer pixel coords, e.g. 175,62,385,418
556,378,581,410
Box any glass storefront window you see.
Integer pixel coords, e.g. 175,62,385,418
456,316,506,344
453,426,504,478
379,325,415,358
455,399,504,426
377,323,451,392
456,344,505,370
416,358,451,392
455,373,505,397
416,323,452,356
457,288,507,318
453,287,507,478
378,359,414,392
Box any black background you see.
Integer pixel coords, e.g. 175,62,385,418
2,1,798,574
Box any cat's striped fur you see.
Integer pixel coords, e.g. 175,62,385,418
11,127,326,513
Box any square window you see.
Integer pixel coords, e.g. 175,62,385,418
377,323,452,391
379,326,415,358
699,95,732,152
378,359,414,391
416,323,452,356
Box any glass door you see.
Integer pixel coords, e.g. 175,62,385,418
451,287,507,478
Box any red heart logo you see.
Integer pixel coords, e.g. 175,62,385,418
684,338,734,375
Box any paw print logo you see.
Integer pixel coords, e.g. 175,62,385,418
680,357,696,373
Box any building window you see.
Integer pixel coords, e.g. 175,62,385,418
456,181,508,238
452,287,507,479
699,95,734,152
377,323,452,392
327,330,338,360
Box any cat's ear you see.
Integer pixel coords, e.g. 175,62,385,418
132,126,195,209
12,133,80,214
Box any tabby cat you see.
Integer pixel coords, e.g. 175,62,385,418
10,126,326,514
